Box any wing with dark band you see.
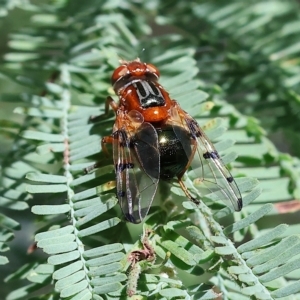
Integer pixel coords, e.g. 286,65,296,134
170,103,242,211
112,122,160,223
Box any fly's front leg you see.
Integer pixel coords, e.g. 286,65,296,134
89,96,119,123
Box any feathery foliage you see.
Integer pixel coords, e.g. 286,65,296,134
156,0,300,154
1,1,300,299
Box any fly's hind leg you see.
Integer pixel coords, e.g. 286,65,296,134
176,138,200,205
177,176,200,205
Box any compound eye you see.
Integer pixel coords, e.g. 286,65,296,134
146,63,160,78
111,66,128,85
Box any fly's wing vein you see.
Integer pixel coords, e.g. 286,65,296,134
113,120,160,223
170,103,242,211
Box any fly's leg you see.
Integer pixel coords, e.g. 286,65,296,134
84,162,102,174
177,177,200,205
101,135,114,157
89,96,117,157
176,139,200,205
85,97,118,173
89,96,119,123
84,135,114,174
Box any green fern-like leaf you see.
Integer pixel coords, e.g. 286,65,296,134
1,1,300,299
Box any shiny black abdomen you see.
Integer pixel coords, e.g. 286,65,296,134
157,125,191,180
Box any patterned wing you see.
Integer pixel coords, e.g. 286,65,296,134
112,121,160,223
170,103,242,211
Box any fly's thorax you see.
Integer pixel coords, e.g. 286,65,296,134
132,80,165,108
119,79,172,122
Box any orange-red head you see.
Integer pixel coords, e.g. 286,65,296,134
111,58,160,94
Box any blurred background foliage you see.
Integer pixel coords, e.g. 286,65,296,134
1,0,300,299
2,0,300,158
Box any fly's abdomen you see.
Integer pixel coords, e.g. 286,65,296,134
157,125,191,180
